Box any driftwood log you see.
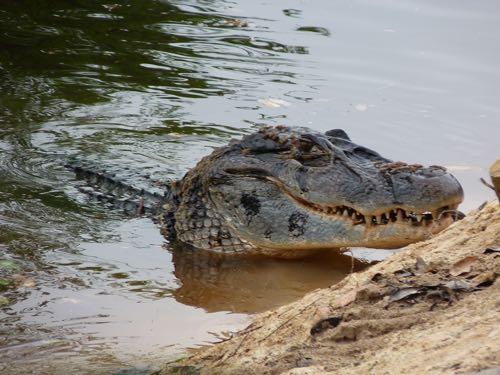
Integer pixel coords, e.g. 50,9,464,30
490,159,500,201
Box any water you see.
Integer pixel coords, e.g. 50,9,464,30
0,0,499,373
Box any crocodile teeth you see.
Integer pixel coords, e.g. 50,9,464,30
396,209,404,221
352,213,365,225
304,202,453,228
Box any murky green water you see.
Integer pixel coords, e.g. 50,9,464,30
1,0,499,373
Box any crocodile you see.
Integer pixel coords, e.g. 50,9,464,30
70,126,464,257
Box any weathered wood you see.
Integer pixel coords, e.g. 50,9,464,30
490,159,500,201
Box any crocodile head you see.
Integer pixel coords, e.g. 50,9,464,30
171,126,463,257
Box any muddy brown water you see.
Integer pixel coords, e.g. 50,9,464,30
0,0,499,373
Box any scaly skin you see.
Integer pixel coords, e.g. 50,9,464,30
159,126,464,257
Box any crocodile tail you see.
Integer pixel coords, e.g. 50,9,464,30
65,161,175,217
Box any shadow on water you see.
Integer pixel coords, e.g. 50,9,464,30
1,0,499,373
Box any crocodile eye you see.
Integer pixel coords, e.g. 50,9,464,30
291,144,331,167
239,130,292,153
294,137,312,152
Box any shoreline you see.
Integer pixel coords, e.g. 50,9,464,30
162,201,500,374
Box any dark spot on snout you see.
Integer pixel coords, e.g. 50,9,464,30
288,212,308,236
241,193,261,223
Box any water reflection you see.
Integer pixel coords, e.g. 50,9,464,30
0,0,303,124
171,247,367,313
1,0,499,372
0,215,366,373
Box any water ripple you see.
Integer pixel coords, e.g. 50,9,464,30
1,0,499,372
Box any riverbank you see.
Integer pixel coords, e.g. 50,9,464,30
162,201,499,374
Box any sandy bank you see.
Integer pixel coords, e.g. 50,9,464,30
162,201,499,375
